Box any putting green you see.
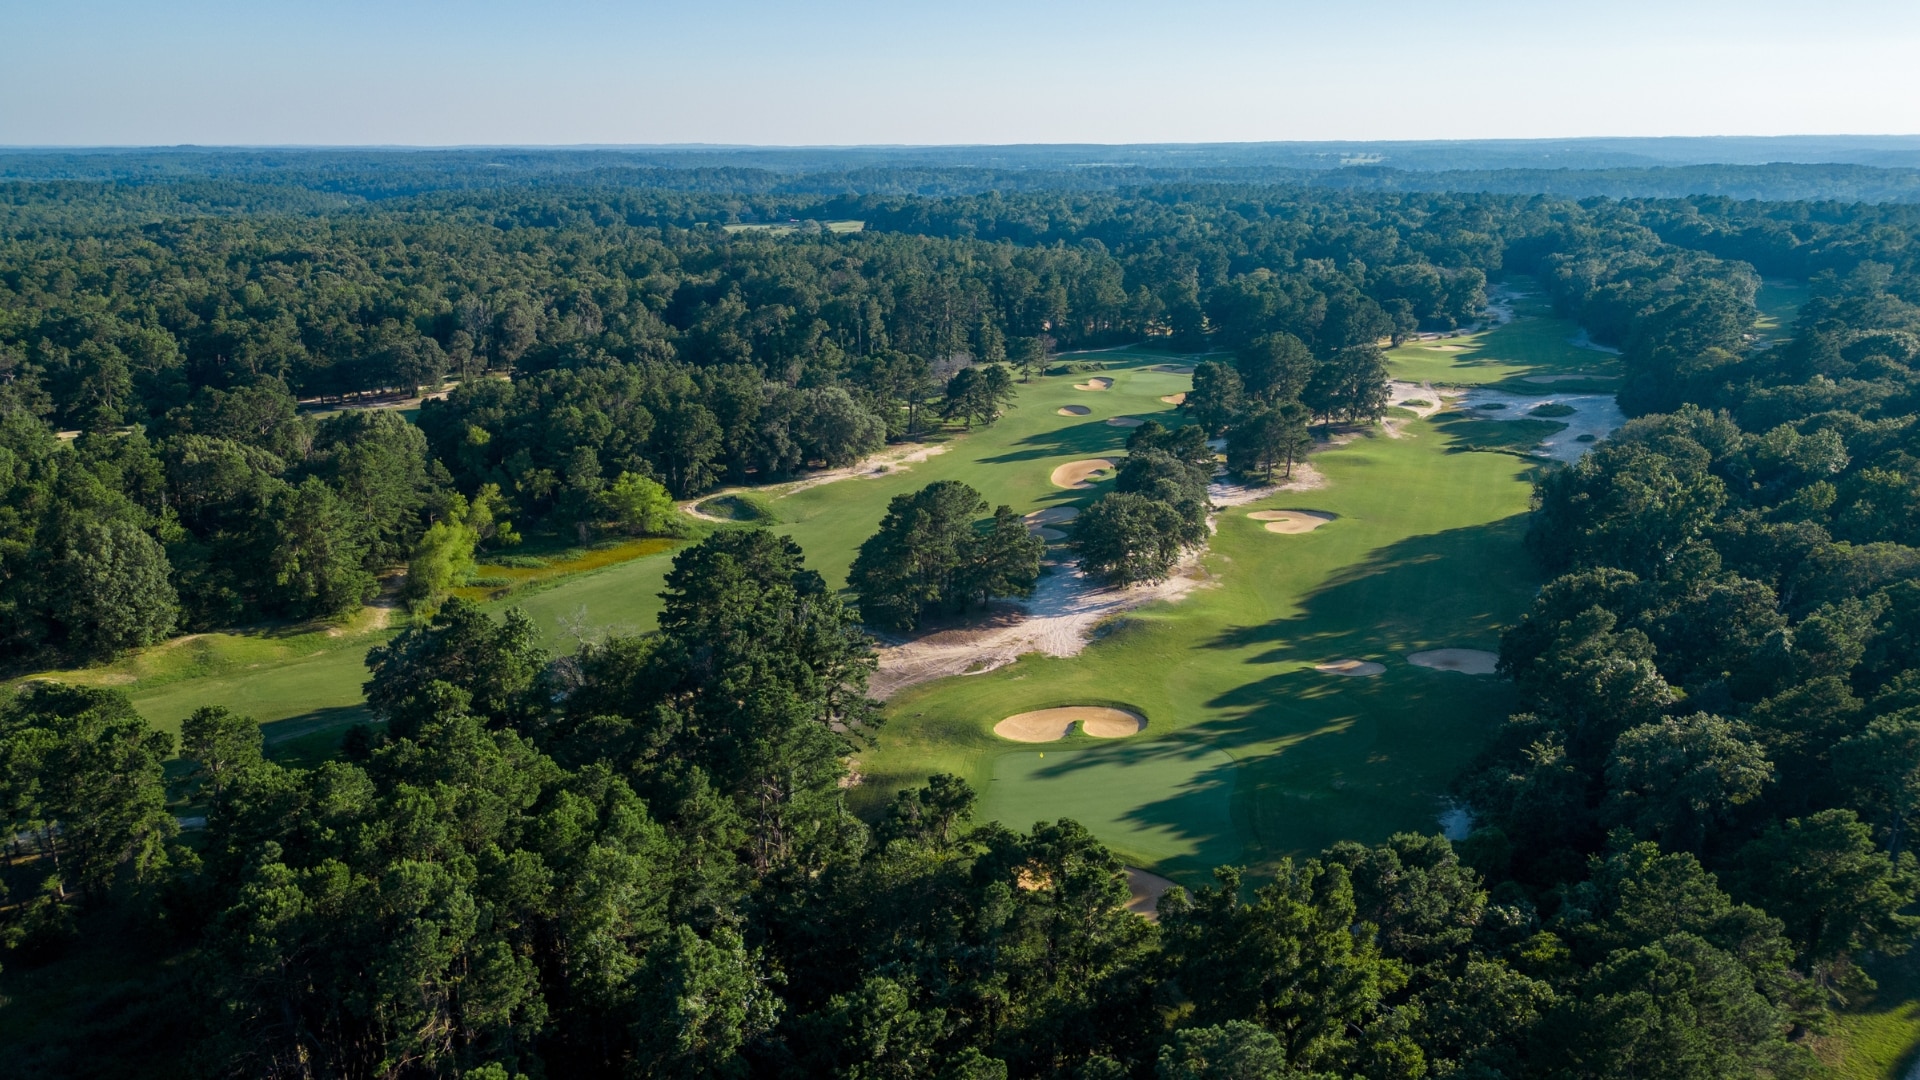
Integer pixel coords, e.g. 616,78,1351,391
984,741,1240,878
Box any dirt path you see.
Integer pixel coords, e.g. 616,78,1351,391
871,466,1325,699
678,442,950,521
869,553,1214,699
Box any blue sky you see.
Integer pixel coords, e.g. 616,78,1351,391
4,0,1918,145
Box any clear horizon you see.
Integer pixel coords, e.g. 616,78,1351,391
6,0,1920,146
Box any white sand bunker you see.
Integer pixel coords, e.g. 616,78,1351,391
1160,393,1186,405
1248,509,1335,534
1148,364,1196,374
1029,527,1067,541
1316,659,1385,677
1025,505,1080,526
1106,416,1144,427
1073,377,1114,391
1127,868,1176,920
994,706,1147,742
1056,404,1091,416
1422,345,1466,352
1408,649,1499,675
1051,458,1115,489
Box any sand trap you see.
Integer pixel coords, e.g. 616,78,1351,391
1073,377,1113,391
1127,868,1176,920
1029,527,1067,541
1148,364,1196,374
1051,458,1115,489
1408,649,1499,675
1025,505,1080,526
1248,510,1334,534
1316,659,1385,677
1422,345,1466,352
1523,374,1614,384
1106,416,1144,427
1160,393,1186,405
994,706,1146,742
1056,404,1091,416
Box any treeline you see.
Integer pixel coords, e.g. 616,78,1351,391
0,529,1844,1078
0,182,1521,668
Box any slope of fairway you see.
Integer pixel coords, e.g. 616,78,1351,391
1386,278,1622,388
985,740,1240,878
865,378,1548,879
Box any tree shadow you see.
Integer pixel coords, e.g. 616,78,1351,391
261,704,376,768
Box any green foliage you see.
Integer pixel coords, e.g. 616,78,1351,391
848,481,1044,631
0,684,177,916
600,471,684,537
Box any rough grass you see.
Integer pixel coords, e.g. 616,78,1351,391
1818,952,1920,1079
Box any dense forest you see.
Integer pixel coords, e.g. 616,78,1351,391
6,153,1920,1077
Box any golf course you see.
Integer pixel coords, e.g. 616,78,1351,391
26,277,1637,884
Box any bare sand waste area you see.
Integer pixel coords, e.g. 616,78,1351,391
1051,458,1115,489
1248,509,1335,534
1316,659,1385,677
1127,868,1176,920
1056,404,1091,416
1073,377,1114,391
1408,649,1499,674
993,706,1147,742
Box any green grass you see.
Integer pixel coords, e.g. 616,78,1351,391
863,409,1544,882
1818,952,1920,1079
1386,279,1622,390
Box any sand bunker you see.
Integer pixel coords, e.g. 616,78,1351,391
1056,404,1091,416
1050,458,1115,489
1106,416,1144,427
1160,393,1186,405
1422,345,1466,352
1408,649,1499,675
1029,527,1067,541
1073,377,1114,391
1127,868,1176,920
1316,659,1385,677
1025,506,1080,526
1523,373,1613,384
1248,509,1334,534
1148,364,1196,374
994,706,1146,742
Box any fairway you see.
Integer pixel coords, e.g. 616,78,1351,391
1385,277,1623,389
984,740,1241,878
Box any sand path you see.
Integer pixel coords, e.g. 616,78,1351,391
678,442,949,522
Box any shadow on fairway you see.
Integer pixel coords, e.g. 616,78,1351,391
1201,515,1532,672
989,735,1244,880
977,419,1135,466
263,704,376,767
